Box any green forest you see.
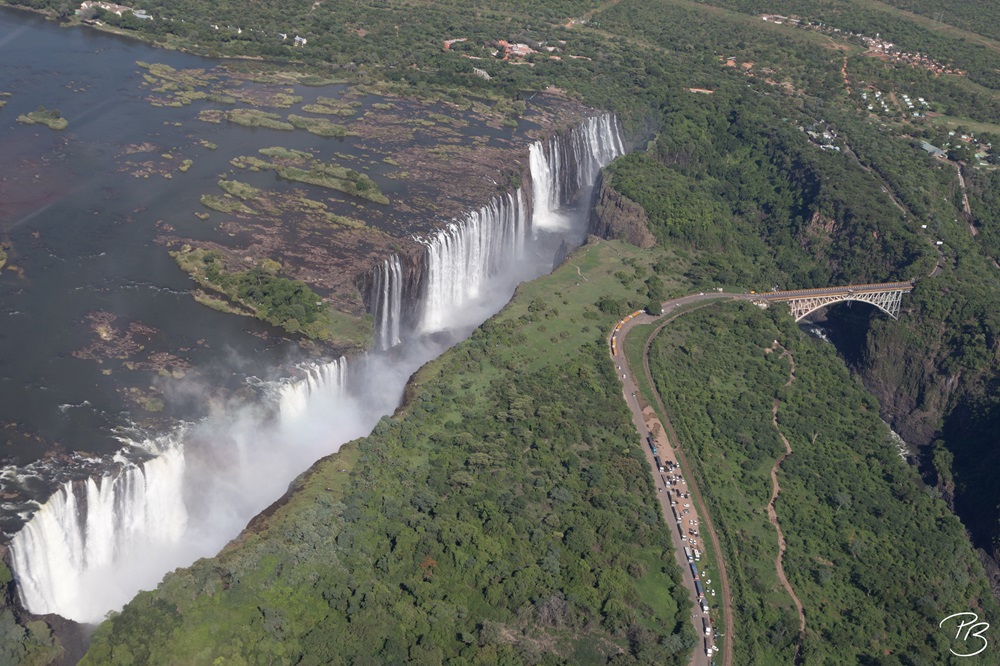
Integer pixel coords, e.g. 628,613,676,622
4,0,1000,662
81,243,697,665
647,302,998,664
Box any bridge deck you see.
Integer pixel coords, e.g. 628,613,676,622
760,281,914,301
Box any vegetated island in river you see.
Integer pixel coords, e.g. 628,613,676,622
16,106,67,130
231,147,388,205
171,246,373,348
145,65,597,359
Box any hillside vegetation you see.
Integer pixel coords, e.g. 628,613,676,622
648,302,1000,663
83,242,696,665
7,0,1000,660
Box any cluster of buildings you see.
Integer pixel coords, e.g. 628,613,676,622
859,34,964,76
497,39,536,60
901,93,930,117
76,2,150,20
761,15,964,77
923,131,995,166
800,122,841,152
442,36,589,69
860,88,933,119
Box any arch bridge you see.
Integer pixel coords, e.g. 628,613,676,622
757,281,915,321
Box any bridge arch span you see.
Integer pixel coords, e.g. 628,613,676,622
782,290,905,321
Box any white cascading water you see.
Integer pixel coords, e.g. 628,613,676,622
419,190,528,334
370,256,403,351
529,114,624,232
419,113,624,333
278,358,349,422
9,358,354,623
8,113,624,625
9,443,187,622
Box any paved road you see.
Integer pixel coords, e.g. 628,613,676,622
608,280,918,665
610,294,734,666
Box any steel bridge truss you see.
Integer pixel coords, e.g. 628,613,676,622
780,289,907,321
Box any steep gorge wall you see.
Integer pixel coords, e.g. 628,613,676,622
359,114,624,349
587,171,656,249
836,274,1000,596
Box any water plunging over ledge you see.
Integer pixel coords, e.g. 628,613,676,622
8,113,626,623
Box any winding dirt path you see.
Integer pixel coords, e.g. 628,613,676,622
766,343,806,661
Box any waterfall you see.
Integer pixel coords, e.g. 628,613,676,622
9,443,187,622
419,190,528,334
9,358,354,624
369,256,403,351
530,114,625,232
7,112,625,625
418,113,624,334
277,358,349,422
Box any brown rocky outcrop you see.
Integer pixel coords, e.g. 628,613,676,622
587,171,656,249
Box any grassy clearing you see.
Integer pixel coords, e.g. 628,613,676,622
928,114,1000,134
506,240,687,373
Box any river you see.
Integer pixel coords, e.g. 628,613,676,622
0,7,539,528
0,7,625,623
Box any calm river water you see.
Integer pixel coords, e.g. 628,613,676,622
0,8,536,532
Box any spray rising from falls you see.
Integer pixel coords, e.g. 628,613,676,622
529,114,625,232
8,113,625,624
9,358,356,623
277,357,350,422
9,444,187,622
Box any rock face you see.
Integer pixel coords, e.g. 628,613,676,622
850,300,1000,576
359,113,626,350
587,171,656,249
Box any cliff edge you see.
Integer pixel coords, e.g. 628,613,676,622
588,171,656,249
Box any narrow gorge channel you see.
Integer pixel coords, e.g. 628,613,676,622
6,114,626,626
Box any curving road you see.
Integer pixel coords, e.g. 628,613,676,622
608,281,920,665
610,293,736,666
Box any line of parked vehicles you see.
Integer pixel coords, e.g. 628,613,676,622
649,435,720,660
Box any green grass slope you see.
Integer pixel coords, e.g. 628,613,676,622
81,240,696,666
